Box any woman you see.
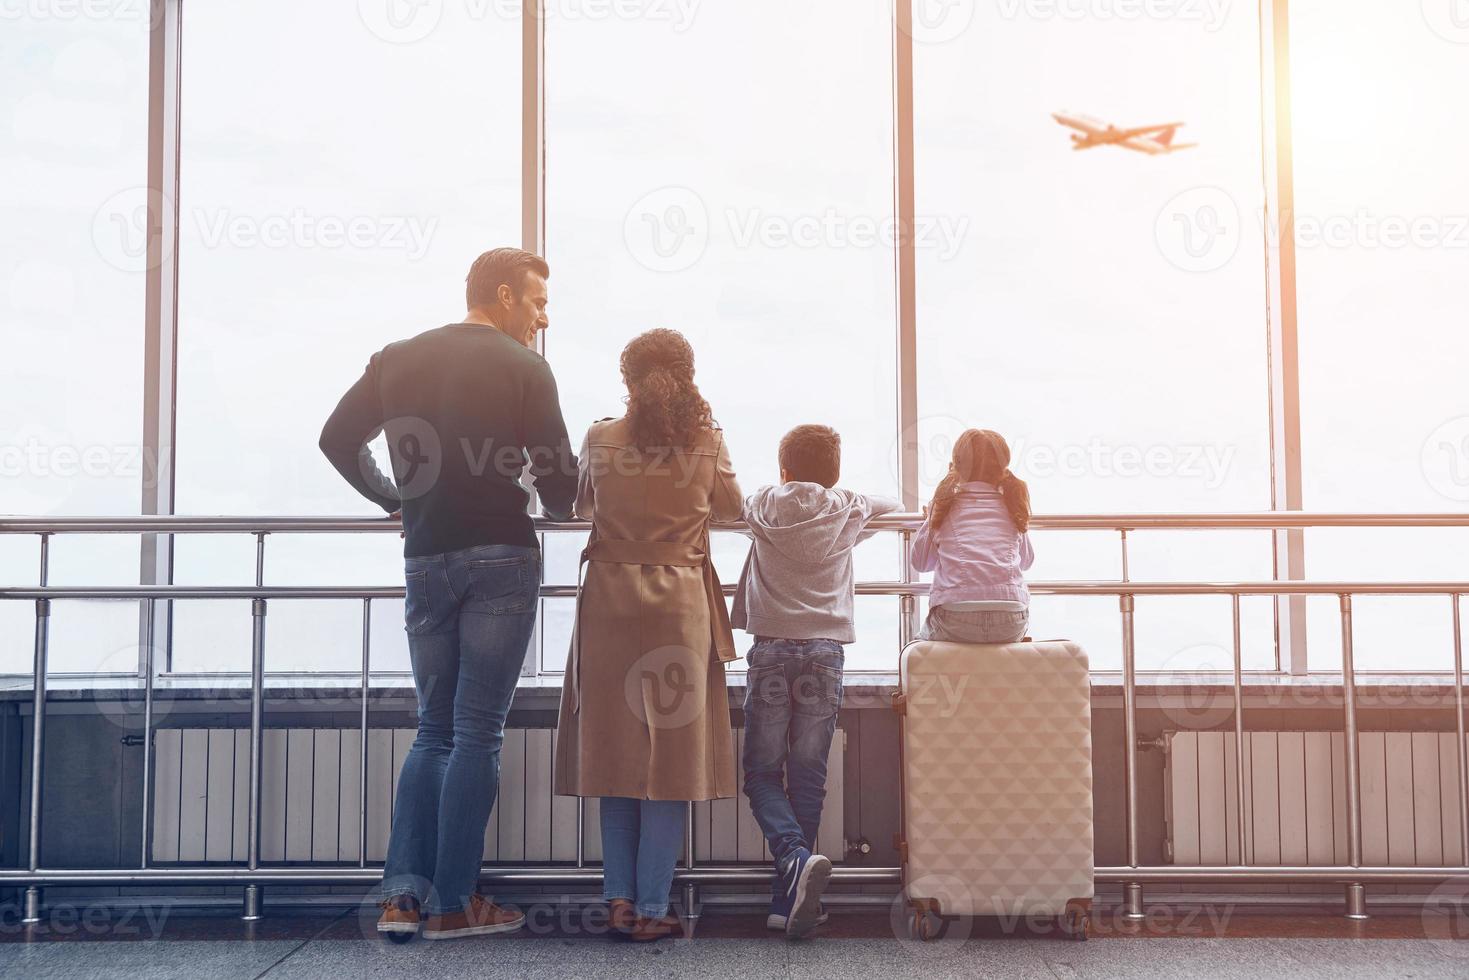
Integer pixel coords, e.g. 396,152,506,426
554,329,741,941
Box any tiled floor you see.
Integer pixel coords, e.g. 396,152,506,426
1,906,1466,979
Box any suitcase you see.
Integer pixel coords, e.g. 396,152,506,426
894,639,1094,941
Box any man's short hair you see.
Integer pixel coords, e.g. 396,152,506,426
465,248,550,310
779,424,841,488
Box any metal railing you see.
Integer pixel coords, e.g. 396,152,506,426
1,512,1468,924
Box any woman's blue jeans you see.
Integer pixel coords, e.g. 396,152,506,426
600,797,687,919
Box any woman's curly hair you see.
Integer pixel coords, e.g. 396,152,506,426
619,329,715,451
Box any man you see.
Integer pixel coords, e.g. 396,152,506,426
320,248,576,940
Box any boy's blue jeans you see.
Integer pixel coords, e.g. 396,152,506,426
741,637,844,870
382,544,540,916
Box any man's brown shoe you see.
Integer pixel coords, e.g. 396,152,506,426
626,914,681,942
608,898,637,934
422,894,526,940
377,894,420,937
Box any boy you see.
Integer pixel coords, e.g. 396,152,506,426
731,424,900,938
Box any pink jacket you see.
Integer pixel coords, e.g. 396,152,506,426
911,481,1034,607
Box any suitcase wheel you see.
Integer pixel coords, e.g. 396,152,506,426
1062,907,1089,942
910,910,944,942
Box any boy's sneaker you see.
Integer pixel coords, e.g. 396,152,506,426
770,849,832,938
766,901,829,932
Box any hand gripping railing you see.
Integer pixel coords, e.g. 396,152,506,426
2,513,1468,924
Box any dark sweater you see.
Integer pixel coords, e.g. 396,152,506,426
319,323,578,557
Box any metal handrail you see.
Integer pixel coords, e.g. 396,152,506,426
4,513,1468,926
5,511,1469,534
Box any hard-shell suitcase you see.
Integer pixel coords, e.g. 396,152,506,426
894,639,1094,940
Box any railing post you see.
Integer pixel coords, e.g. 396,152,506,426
1339,593,1367,919
1452,594,1468,869
243,596,267,921
899,527,917,647
358,598,371,869
140,597,158,869
23,593,51,924
682,802,699,927
1120,592,1143,921
1232,594,1248,864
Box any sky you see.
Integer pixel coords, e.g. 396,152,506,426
2,0,1467,675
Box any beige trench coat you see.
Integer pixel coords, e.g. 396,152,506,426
553,418,742,801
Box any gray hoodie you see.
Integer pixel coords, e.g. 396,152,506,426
730,483,901,643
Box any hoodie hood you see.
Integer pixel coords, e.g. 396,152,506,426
743,482,870,564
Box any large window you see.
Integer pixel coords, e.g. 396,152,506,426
543,1,901,670
1290,0,1469,671
171,3,521,672
913,4,1275,670
1,17,149,672
4,3,1464,680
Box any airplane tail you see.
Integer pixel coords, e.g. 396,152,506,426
1156,125,1177,147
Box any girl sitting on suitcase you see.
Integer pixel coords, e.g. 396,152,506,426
912,428,1035,644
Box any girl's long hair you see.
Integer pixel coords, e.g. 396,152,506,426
926,429,1031,533
619,328,715,451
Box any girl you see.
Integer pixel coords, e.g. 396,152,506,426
912,428,1035,644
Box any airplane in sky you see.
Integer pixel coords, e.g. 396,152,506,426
1052,112,1197,155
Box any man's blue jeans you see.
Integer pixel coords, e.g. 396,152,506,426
382,544,540,916
741,637,844,870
